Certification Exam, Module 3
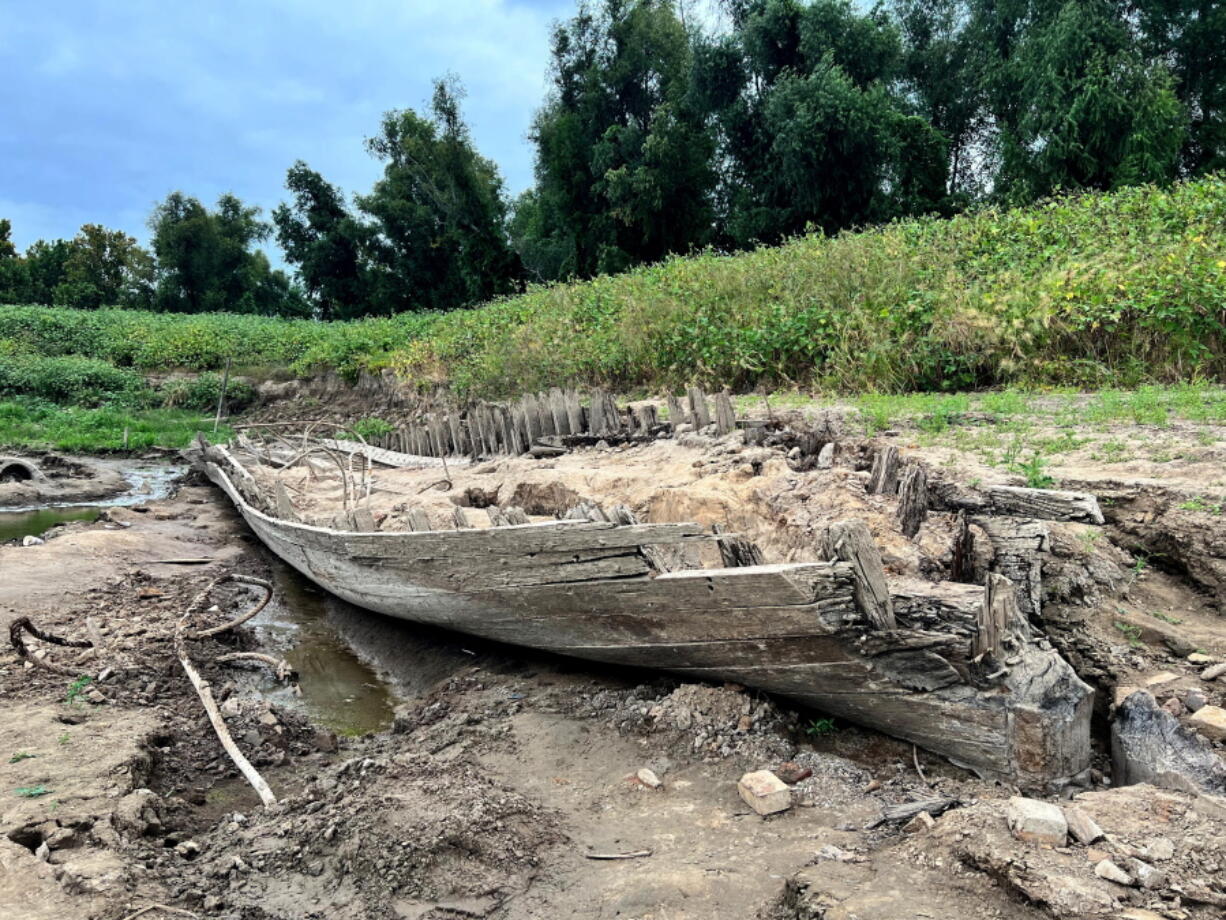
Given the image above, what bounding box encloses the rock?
[44,827,76,851]
[1184,689,1208,712]
[1006,796,1067,847]
[737,770,792,816]
[1093,859,1133,886]
[1125,858,1165,890]
[1113,685,1141,708]
[1161,696,1185,718]
[1187,653,1219,665]
[635,768,662,789]
[1140,837,1174,861]
[203,895,224,911]
[1144,671,1180,687]
[901,811,935,834]
[85,689,106,705]
[21,535,44,547]
[1117,910,1167,920]
[175,840,200,859]
[1062,805,1103,845]
[1202,662,1226,682]
[774,761,812,784]
[313,730,339,753]
[1187,705,1226,742]
[814,844,865,863]
[1111,690,1226,794]
[111,789,162,838]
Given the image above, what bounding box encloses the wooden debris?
[949,511,973,583]
[666,395,687,430]
[867,446,900,494]
[821,520,895,630]
[714,391,736,435]
[866,797,963,829]
[487,507,512,527]
[405,508,433,532]
[687,386,712,430]
[975,573,1025,659]
[975,517,1047,619]
[897,464,928,538]
[932,481,1104,524]
[816,442,835,469]
[452,506,472,529]
[504,506,530,525]
[714,524,766,568]
[584,849,653,860]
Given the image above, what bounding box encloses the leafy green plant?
[57,733,70,745]
[1114,621,1144,649]
[1178,496,1223,514]
[1015,453,1055,489]
[804,717,837,737]
[64,675,92,704]
[349,417,395,441]
[14,785,52,798]
[8,752,36,764]
[1148,610,1182,625]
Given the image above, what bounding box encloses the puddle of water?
[0,463,185,543]
[250,560,493,737]
[252,565,400,736]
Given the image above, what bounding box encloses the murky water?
[250,561,485,736]
[0,462,185,543]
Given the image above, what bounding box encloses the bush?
[159,373,256,412]
[0,354,150,407]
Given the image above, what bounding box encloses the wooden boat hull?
[200,449,1092,788]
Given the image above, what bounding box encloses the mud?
[1,413,1225,919]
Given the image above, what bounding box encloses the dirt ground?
[2,405,1226,919]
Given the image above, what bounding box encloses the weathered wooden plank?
[632,404,657,433]
[821,520,894,630]
[534,392,556,437]
[448,414,467,457]
[867,446,900,494]
[687,386,711,429]
[714,523,766,568]
[317,438,464,470]
[520,395,542,444]
[666,395,687,430]
[564,389,584,435]
[430,551,650,589]
[974,516,1047,619]
[933,482,1104,524]
[349,508,377,532]
[898,464,928,538]
[714,390,736,435]
[890,577,981,638]
[504,506,530,525]
[405,508,433,532]
[549,387,570,435]
[452,506,472,529]
[487,506,511,527]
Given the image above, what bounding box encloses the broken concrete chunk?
[1062,805,1103,845]
[635,768,662,789]
[738,770,791,816]
[1006,796,1067,847]
[1093,859,1133,886]
[1187,705,1226,742]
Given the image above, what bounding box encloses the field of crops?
[2,176,1224,411]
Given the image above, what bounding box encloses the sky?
[0,0,574,254]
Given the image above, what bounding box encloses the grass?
[8,752,36,764]
[14,785,52,798]
[0,176,1225,399]
[64,675,92,704]
[0,398,231,452]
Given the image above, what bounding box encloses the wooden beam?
[820,519,895,630]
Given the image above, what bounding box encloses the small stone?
[1125,858,1165,890]
[1093,859,1133,886]
[1201,662,1226,682]
[1141,837,1174,861]
[863,779,881,793]
[1144,671,1180,687]
[738,770,792,816]
[901,811,935,834]
[1184,689,1208,712]
[736,715,753,732]
[1187,653,1218,665]
[635,768,662,789]
[774,761,812,784]
[86,688,107,705]
[21,535,44,547]
[258,711,279,727]
[1162,697,1185,718]
[1007,796,1068,847]
[45,827,76,850]
[175,840,200,859]
[313,730,338,753]
[1187,705,1226,741]
[1063,806,1103,845]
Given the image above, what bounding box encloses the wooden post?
[713,524,766,567]
[687,386,711,430]
[820,519,895,630]
[213,356,232,434]
[487,506,511,527]
[504,507,530,525]
[867,446,900,494]
[897,465,928,538]
[452,506,472,529]
[666,395,687,431]
[565,389,584,434]
[976,573,1020,659]
[714,391,736,435]
[549,388,570,435]
[405,508,433,532]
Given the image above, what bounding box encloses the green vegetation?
[14,785,52,798]
[64,675,93,705]
[8,752,36,764]
[1,177,1224,401]
[1149,610,1183,625]
[805,717,838,736]
[348,417,396,442]
[1115,621,1145,649]
[0,400,230,452]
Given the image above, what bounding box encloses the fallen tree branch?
[215,651,296,681]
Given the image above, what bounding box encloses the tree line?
[3,0,1222,318]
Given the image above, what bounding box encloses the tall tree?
[273,162,375,319]
[52,224,155,309]
[357,78,522,312]
[23,239,72,305]
[149,192,306,316]
[528,0,716,279]
[0,220,29,303]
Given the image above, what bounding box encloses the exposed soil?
[2,410,1225,919]
[0,452,135,509]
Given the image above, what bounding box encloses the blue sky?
[0,0,574,253]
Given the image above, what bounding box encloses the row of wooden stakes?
[365,385,741,460]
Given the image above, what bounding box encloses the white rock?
[1007,796,1067,847]
[737,770,791,816]
[635,768,662,789]
[1093,859,1133,886]
[1062,806,1103,845]
[1126,858,1165,890]
[1187,705,1226,742]
[1141,837,1174,861]
[1201,662,1226,682]
[21,535,44,547]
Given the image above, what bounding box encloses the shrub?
[0,354,150,407]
